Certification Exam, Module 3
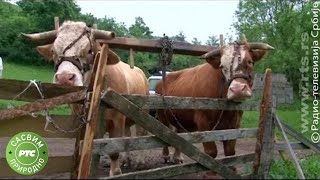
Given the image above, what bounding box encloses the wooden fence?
[0,20,319,178]
[1,68,318,179]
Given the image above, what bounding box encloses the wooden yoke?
[77,44,109,179]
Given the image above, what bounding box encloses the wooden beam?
[279,118,320,153]
[253,68,275,178]
[99,37,215,56]
[102,94,260,111]
[54,16,59,30]
[0,115,78,138]
[0,90,86,121]
[77,45,108,179]
[274,114,305,179]
[99,153,255,179]
[104,90,241,179]
[92,128,257,155]
[0,79,85,102]
[89,106,107,178]
[274,142,309,151]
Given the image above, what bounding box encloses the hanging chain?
[159,34,173,66]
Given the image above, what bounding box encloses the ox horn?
[92,29,115,40]
[21,30,57,43]
[200,48,221,59]
[248,42,275,50]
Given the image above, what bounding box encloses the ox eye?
[219,65,223,69]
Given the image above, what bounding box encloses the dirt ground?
[1,136,315,179]
[0,137,258,179]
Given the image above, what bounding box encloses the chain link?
[159,34,173,66]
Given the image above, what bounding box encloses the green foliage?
[270,155,320,179]
[233,0,313,92]
[17,0,81,31]
[206,34,219,47]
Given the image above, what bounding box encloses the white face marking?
[220,45,246,82]
[51,21,94,86]
[53,21,91,58]
[53,61,83,86]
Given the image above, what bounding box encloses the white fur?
[53,61,83,86]
[52,21,93,86]
[220,45,245,81]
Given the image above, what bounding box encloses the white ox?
[23,21,149,176]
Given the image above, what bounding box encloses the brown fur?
[155,44,269,173]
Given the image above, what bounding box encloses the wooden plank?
[274,114,305,179]
[275,142,309,151]
[89,106,107,178]
[0,79,85,102]
[253,68,275,178]
[279,118,320,154]
[0,115,79,138]
[102,94,260,111]
[92,128,257,155]
[78,45,108,179]
[104,90,241,179]
[54,16,59,30]
[99,37,215,56]
[0,156,73,177]
[0,90,86,121]
[100,153,255,179]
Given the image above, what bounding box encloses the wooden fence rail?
[91,128,258,155]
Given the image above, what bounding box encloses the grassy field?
[0,62,319,179]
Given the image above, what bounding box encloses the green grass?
[0,62,70,115]
[1,62,319,178]
[270,155,320,179]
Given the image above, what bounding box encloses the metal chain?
[7,80,87,134]
[159,34,173,66]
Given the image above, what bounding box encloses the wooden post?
[54,16,59,30]
[219,34,224,47]
[252,68,275,179]
[129,48,134,69]
[77,44,109,179]
[89,105,106,178]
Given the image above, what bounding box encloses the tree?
[232,0,313,92]
[128,17,153,38]
[17,0,82,31]
[191,37,202,45]
[172,31,187,42]
[206,35,219,47]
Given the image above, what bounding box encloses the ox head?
[201,35,274,102]
[22,21,116,86]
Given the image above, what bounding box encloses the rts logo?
[18,150,36,157]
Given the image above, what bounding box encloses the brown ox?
[23,21,149,176]
[155,37,274,173]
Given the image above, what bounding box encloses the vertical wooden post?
[129,48,134,69]
[253,68,275,179]
[89,105,106,178]
[87,22,106,178]
[219,34,224,47]
[77,44,109,179]
[54,16,59,30]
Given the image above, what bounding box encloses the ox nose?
[55,72,76,85]
[227,81,252,101]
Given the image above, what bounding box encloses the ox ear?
[107,49,120,65]
[36,44,54,61]
[250,49,268,62]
